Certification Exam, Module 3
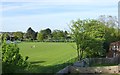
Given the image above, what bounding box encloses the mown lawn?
[18,42,77,73]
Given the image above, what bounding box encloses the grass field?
[18,42,77,73]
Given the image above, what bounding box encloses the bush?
[2,40,30,73]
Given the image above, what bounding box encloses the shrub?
[2,40,30,73]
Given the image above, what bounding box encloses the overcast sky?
[0,0,119,32]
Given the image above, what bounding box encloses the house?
[1,32,16,41]
[106,41,120,58]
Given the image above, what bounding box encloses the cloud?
[1,0,119,5]
[1,0,119,12]
[2,7,117,32]
[1,0,119,14]
[1,1,118,17]
[1,0,119,32]
[1,0,119,3]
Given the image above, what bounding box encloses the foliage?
[52,30,65,40]
[98,15,120,42]
[13,31,24,41]
[45,28,52,36]
[2,40,30,73]
[38,28,52,40]
[25,27,37,40]
[37,32,44,41]
[37,28,70,42]
[70,19,106,60]
[0,34,2,45]
[104,27,120,42]
[1,33,10,42]
[98,15,118,28]
[1,28,72,42]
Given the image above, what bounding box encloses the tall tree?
[64,31,68,39]
[45,28,52,39]
[25,27,36,40]
[70,19,106,60]
[98,15,120,42]
[46,28,52,35]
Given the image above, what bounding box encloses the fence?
[57,56,120,74]
[88,56,120,66]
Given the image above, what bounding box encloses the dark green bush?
[2,40,30,73]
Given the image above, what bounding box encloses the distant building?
[106,41,120,58]
[1,32,15,41]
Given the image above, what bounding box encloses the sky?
[0,0,119,32]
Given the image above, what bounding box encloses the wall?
[69,66,120,74]
[57,56,120,74]
[86,56,120,66]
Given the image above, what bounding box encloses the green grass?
[18,42,77,73]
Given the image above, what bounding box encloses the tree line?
[1,27,72,42]
[1,15,120,43]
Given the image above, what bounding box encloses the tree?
[46,28,52,36]
[44,28,52,39]
[70,19,106,60]
[25,27,36,40]
[64,31,68,39]
[37,28,52,41]
[52,30,65,41]
[0,33,2,44]
[98,15,120,42]
[37,32,44,41]
[98,15,118,28]
[1,33,10,42]
[13,32,23,41]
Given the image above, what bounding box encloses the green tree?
[52,30,65,41]
[46,28,52,36]
[13,32,23,41]
[37,28,51,40]
[70,19,106,60]
[0,33,2,45]
[98,15,120,42]
[41,28,52,39]
[1,33,10,42]
[64,31,68,39]
[25,27,36,40]
[37,32,44,41]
